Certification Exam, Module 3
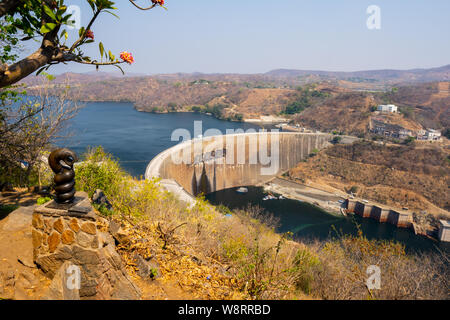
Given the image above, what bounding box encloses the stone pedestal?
[32,192,141,300]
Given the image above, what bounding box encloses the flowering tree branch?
[0,0,165,88]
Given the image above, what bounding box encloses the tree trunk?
[0,0,24,18]
[0,1,62,88]
[0,48,50,87]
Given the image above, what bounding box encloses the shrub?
[288,249,320,294]
[75,146,127,198]
[37,196,52,205]
[349,186,358,194]
[310,231,449,300]
[403,136,416,145]
[331,136,342,144]
[444,128,450,139]
[190,105,204,113]
[167,102,178,111]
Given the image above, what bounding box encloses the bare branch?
[74,60,126,66]
[128,0,157,11]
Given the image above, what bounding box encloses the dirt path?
[0,202,52,299]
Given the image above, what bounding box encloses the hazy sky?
[24,0,450,75]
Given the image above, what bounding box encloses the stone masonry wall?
[32,192,141,300]
[32,213,100,264]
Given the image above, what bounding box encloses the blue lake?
[64,102,262,177]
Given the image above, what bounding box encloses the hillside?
[292,91,377,135]
[291,91,426,136]
[24,75,301,120]
[2,148,447,300]
[22,69,449,132]
[388,82,450,129]
[291,81,449,135]
[24,64,449,88]
[288,141,450,215]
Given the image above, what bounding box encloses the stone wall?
[32,211,100,264]
[32,192,141,300]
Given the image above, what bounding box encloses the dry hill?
[288,141,450,215]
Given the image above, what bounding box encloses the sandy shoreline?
[262,177,348,216]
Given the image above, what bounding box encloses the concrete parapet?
[438,220,450,242]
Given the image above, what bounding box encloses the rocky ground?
[0,201,52,299]
[0,190,243,300]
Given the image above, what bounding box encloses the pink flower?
[120,51,134,64]
[85,30,94,40]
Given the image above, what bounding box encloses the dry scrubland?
[289,141,450,216]
[70,147,448,300]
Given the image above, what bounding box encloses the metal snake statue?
[48,148,78,204]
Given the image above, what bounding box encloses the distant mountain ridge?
[265,64,450,84]
[24,64,450,86]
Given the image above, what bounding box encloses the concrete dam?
[145,132,348,203]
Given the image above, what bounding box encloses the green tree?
[167,102,178,111]
[0,0,166,88]
[331,136,342,144]
[403,136,416,145]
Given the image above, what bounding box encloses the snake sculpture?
[48,148,78,203]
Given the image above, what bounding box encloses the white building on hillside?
[425,129,442,141]
[377,104,398,113]
[417,128,442,141]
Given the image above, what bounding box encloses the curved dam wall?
[145,132,335,202]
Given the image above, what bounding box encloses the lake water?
[65,102,447,254]
[65,102,262,177]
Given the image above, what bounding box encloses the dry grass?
[78,148,449,300]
